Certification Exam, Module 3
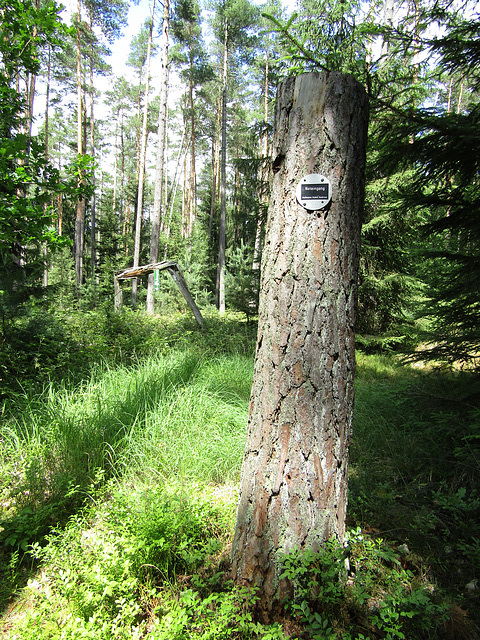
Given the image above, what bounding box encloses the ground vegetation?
[1,311,479,639]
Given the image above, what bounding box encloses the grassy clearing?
[0,350,251,539]
[1,311,479,639]
[120,354,252,484]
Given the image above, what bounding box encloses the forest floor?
[0,308,479,639]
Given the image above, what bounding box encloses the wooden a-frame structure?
[114,261,204,329]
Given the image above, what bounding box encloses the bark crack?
[272,153,285,174]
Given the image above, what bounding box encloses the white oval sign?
[296,174,332,211]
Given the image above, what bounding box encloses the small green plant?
[149,584,285,639]
[10,481,235,639]
[279,531,449,639]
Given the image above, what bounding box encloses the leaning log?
[114,261,204,329]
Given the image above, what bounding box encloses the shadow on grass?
[349,352,480,634]
[2,312,478,635]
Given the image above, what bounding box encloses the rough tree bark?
[230,72,368,608]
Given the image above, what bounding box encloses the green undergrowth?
[0,306,257,408]
[350,352,480,638]
[1,311,479,638]
[280,534,450,640]
[0,351,251,549]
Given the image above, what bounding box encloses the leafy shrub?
[149,585,285,639]
[19,482,235,639]
[279,531,449,639]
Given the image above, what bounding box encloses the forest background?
[1,0,479,360]
[1,0,480,637]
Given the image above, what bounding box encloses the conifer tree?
[146,0,170,314]
[376,9,480,365]
[209,0,259,313]
[171,0,213,241]
[71,0,128,289]
[132,7,156,305]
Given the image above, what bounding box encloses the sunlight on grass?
[3,480,239,640]
[1,326,479,639]
[122,355,252,484]
[1,351,251,513]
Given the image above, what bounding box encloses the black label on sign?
[301,182,329,200]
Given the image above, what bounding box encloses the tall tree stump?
[230,72,369,606]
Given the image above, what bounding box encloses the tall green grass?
[2,320,479,639]
[1,351,252,525]
[0,344,253,633]
[121,354,253,484]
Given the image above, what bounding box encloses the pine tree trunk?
[25,72,36,137]
[230,72,368,608]
[252,39,270,274]
[113,118,118,221]
[216,25,228,314]
[43,45,51,288]
[89,34,97,282]
[146,0,169,314]
[189,68,196,234]
[24,0,40,137]
[182,133,188,237]
[74,1,85,290]
[216,84,227,313]
[164,129,186,258]
[44,46,51,158]
[133,0,155,305]
[208,91,222,239]
[120,111,126,233]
